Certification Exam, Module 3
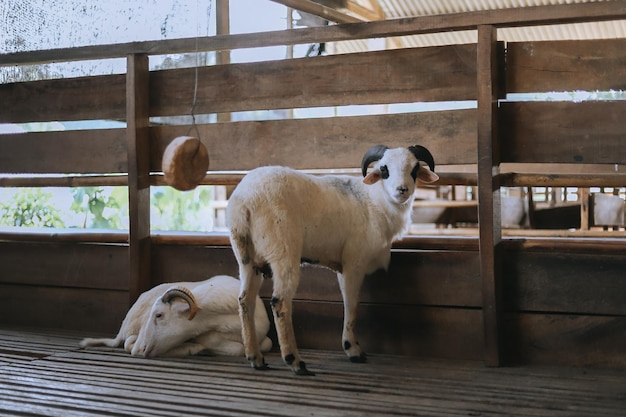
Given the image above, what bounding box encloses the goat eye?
[410,164,419,181]
[155,313,163,319]
[380,165,389,180]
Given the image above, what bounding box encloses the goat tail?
[228,206,254,266]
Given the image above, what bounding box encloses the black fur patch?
[285,353,295,365]
[239,295,248,313]
[295,361,315,376]
[254,264,273,279]
[410,163,420,181]
[253,361,270,371]
[380,165,389,179]
[343,340,352,350]
[270,296,280,306]
[349,353,367,363]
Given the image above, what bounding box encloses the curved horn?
[361,145,389,177]
[408,145,435,172]
[161,287,199,320]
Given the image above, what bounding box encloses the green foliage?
[70,187,128,229]
[0,185,214,231]
[0,188,65,228]
[151,186,213,231]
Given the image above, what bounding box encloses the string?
[187,0,212,139]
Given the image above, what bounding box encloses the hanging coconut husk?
[162,136,209,191]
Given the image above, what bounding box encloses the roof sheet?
[332,0,626,52]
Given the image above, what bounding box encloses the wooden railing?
[1,1,626,368]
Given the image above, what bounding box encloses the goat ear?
[172,300,194,319]
[363,169,382,185]
[417,164,439,184]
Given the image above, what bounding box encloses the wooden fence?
[1,2,625,369]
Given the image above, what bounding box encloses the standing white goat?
[227,144,438,375]
[80,275,272,357]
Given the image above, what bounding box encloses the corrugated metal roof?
[331,0,626,53]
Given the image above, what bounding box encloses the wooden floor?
[1,327,625,416]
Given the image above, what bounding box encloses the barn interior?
[1,1,625,415]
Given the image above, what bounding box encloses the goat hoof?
[252,359,270,370]
[252,358,270,371]
[294,361,316,376]
[249,356,269,371]
[349,353,367,363]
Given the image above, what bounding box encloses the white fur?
[80,275,272,357]
[227,146,438,374]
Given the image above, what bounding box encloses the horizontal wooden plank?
[2,102,475,177]
[0,75,126,123]
[503,251,626,316]
[291,301,484,360]
[506,39,626,93]
[0,174,129,187]
[0,129,127,174]
[6,99,625,174]
[502,172,626,188]
[0,285,126,334]
[502,236,626,254]
[500,101,626,164]
[151,245,239,283]
[270,0,362,24]
[0,231,482,252]
[9,159,626,189]
[151,110,477,171]
[504,313,626,368]
[361,251,481,307]
[151,246,481,307]
[0,229,130,243]
[2,238,625,346]
[0,170,479,188]
[1,46,475,124]
[0,241,129,290]
[2,232,624,254]
[5,169,624,190]
[1,2,625,65]
[150,45,477,116]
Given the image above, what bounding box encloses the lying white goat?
[227,144,438,375]
[80,275,272,357]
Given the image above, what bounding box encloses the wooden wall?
[1,3,625,369]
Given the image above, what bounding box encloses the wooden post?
[477,25,503,367]
[127,54,151,306]
[580,188,590,230]
[216,0,231,123]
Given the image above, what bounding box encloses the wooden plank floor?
[1,327,625,416]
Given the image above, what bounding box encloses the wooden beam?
[216,0,231,65]
[126,54,152,307]
[269,0,363,24]
[580,188,590,230]
[338,0,405,49]
[342,0,383,21]
[502,173,626,188]
[0,175,128,188]
[3,2,625,65]
[216,0,232,123]
[477,25,503,367]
